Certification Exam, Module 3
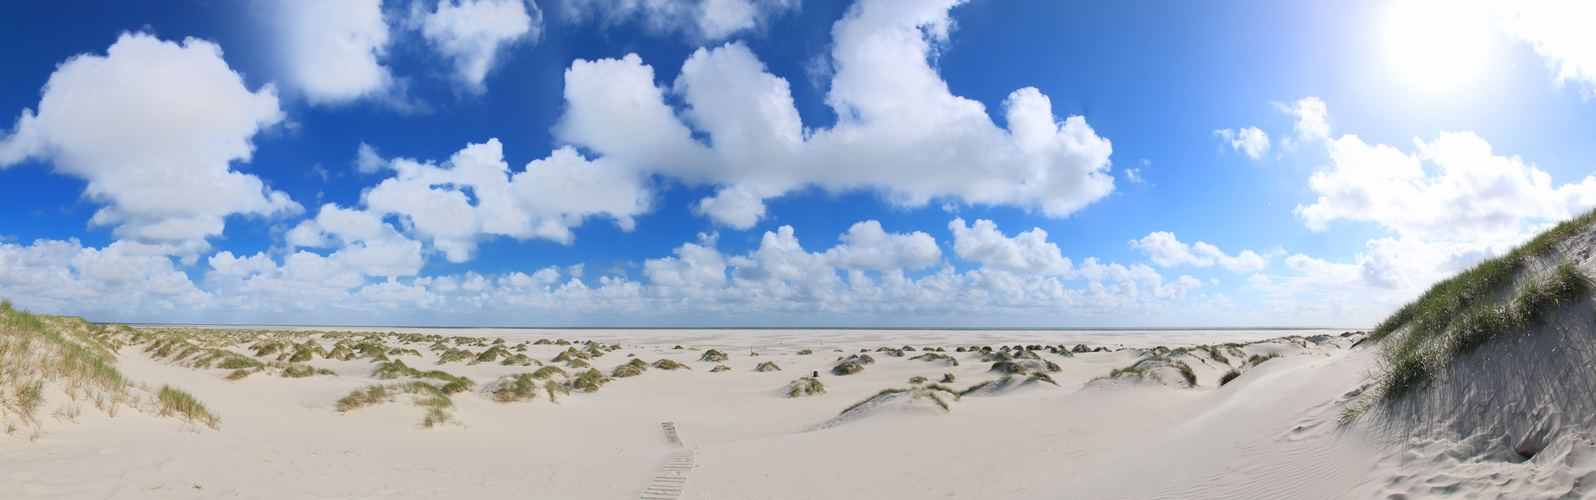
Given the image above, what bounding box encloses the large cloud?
[353,138,650,257]
[551,0,1115,229]
[563,0,799,40]
[270,0,393,104]
[1297,129,1596,242]
[948,218,1072,276]
[414,0,543,89]
[0,33,298,261]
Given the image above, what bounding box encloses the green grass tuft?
[157,385,220,429]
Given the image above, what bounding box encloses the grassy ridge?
[1365,208,1596,407]
[0,300,222,435]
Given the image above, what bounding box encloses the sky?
[2,0,1595,328]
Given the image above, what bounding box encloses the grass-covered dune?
[1359,209,1596,407]
[0,300,219,438]
[1348,209,1596,495]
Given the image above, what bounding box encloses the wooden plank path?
[641,422,694,500]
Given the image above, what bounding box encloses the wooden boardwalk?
[641,422,694,500]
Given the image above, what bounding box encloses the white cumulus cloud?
[0,33,299,261]
[550,0,1115,228]
[1215,126,1270,160]
[1296,128,1596,243]
[948,218,1072,276]
[415,0,542,90]
[271,0,394,104]
[1130,231,1269,272]
[1492,0,1596,96]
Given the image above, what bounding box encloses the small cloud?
[1124,159,1150,183]
[355,142,386,173]
[1214,127,1271,160]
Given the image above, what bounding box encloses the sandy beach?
[2,318,1389,499]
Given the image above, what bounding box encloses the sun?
[1385,0,1491,91]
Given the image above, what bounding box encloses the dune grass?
[1027,372,1059,386]
[335,381,457,428]
[755,361,781,372]
[941,373,956,383]
[566,368,610,392]
[1218,368,1242,386]
[1352,209,1596,417]
[710,365,731,372]
[0,300,160,433]
[787,377,826,397]
[840,388,908,414]
[531,365,568,380]
[909,352,959,366]
[157,385,220,429]
[652,359,691,370]
[1373,261,1592,402]
[1092,353,1198,387]
[613,358,649,378]
[336,384,394,411]
[832,360,864,375]
[488,374,540,403]
[699,349,729,362]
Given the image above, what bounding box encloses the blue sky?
[3,0,1595,327]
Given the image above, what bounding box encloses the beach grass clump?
[652,359,691,370]
[544,380,569,403]
[471,346,512,365]
[566,369,611,392]
[531,366,568,380]
[710,365,731,372]
[419,370,475,395]
[941,373,956,383]
[613,358,649,378]
[387,347,422,357]
[280,363,336,378]
[1246,353,1279,367]
[373,359,422,379]
[436,347,475,365]
[755,361,781,372]
[1093,353,1198,387]
[989,360,1029,375]
[699,349,729,362]
[797,349,813,355]
[832,360,864,375]
[787,377,826,397]
[336,384,394,411]
[908,376,928,385]
[1219,369,1242,386]
[1027,372,1060,386]
[488,374,540,403]
[1202,345,1231,365]
[157,385,220,429]
[500,353,537,366]
[909,352,959,366]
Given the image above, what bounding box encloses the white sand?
[6,324,1576,499]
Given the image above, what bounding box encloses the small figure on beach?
[813,370,819,377]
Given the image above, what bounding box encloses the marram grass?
[1353,208,1596,419]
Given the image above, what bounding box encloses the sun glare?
[1385,0,1491,91]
